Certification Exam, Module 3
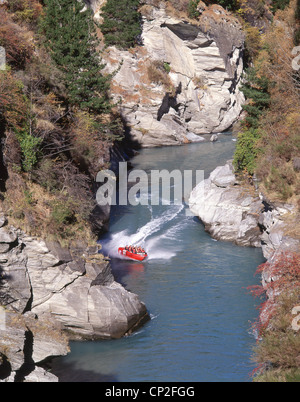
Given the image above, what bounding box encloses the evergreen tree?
[233,68,270,174]
[271,0,290,13]
[240,69,270,129]
[42,0,111,113]
[100,0,142,49]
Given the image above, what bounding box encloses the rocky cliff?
[189,161,300,371]
[103,2,245,147]
[0,210,149,382]
[189,161,263,247]
[189,161,300,255]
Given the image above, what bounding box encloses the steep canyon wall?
[101,2,245,146]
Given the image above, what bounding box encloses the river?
[52,133,265,382]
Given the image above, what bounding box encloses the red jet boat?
[118,247,148,262]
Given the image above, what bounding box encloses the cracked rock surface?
[0,219,149,382]
[104,3,245,147]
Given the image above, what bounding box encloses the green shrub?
[6,0,43,25]
[233,68,271,175]
[163,62,171,73]
[33,159,59,192]
[188,0,200,19]
[24,188,34,205]
[16,129,42,172]
[233,128,261,174]
[50,200,76,226]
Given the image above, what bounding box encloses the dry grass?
[254,367,300,382]
[252,291,300,380]
[258,168,300,209]
[163,1,240,29]
[282,210,300,240]
[147,60,174,92]
[1,176,97,248]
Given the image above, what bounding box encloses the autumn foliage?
[0,8,33,69]
[249,252,300,330]
[248,252,300,380]
[0,2,119,243]
[258,252,300,291]
[0,71,27,132]
[233,0,300,206]
[6,0,43,25]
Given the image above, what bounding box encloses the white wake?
[100,204,185,261]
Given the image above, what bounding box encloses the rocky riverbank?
[0,210,149,382]
[189,160,300,258]
[0,0,263,383]
[189,160,300,377]
[189,160,262,247]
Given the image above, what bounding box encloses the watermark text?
[0,306,6,331]
[292,306,300,331]
[292,46,300,71]
[96,162,204,212]
[0,46,5,71]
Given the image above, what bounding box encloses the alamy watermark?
[0,46,6,71]
[0,306,5,331]
[96,162,204,212]
[292,306,300,332]
[292,46,300,71]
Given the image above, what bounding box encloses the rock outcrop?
[0,310,69,382]
[0,225,148,339]
[189,161,300,255]
[258,201,300,260]
[189,161,263,247]
[0,215,149,381]
[103,2,245,147]
[188,159,300,377]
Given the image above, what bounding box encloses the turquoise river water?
[52,133,265,382]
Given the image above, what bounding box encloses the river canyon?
[51,134,265,382]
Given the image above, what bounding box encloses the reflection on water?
[52,135,265,382]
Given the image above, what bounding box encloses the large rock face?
[258,200,300,260]
[0,311,69,382]
[189,161,263,247]
[189,161,300,254]
[0,217,149,381]
[0,227,148,340]
[103,3,245,147]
